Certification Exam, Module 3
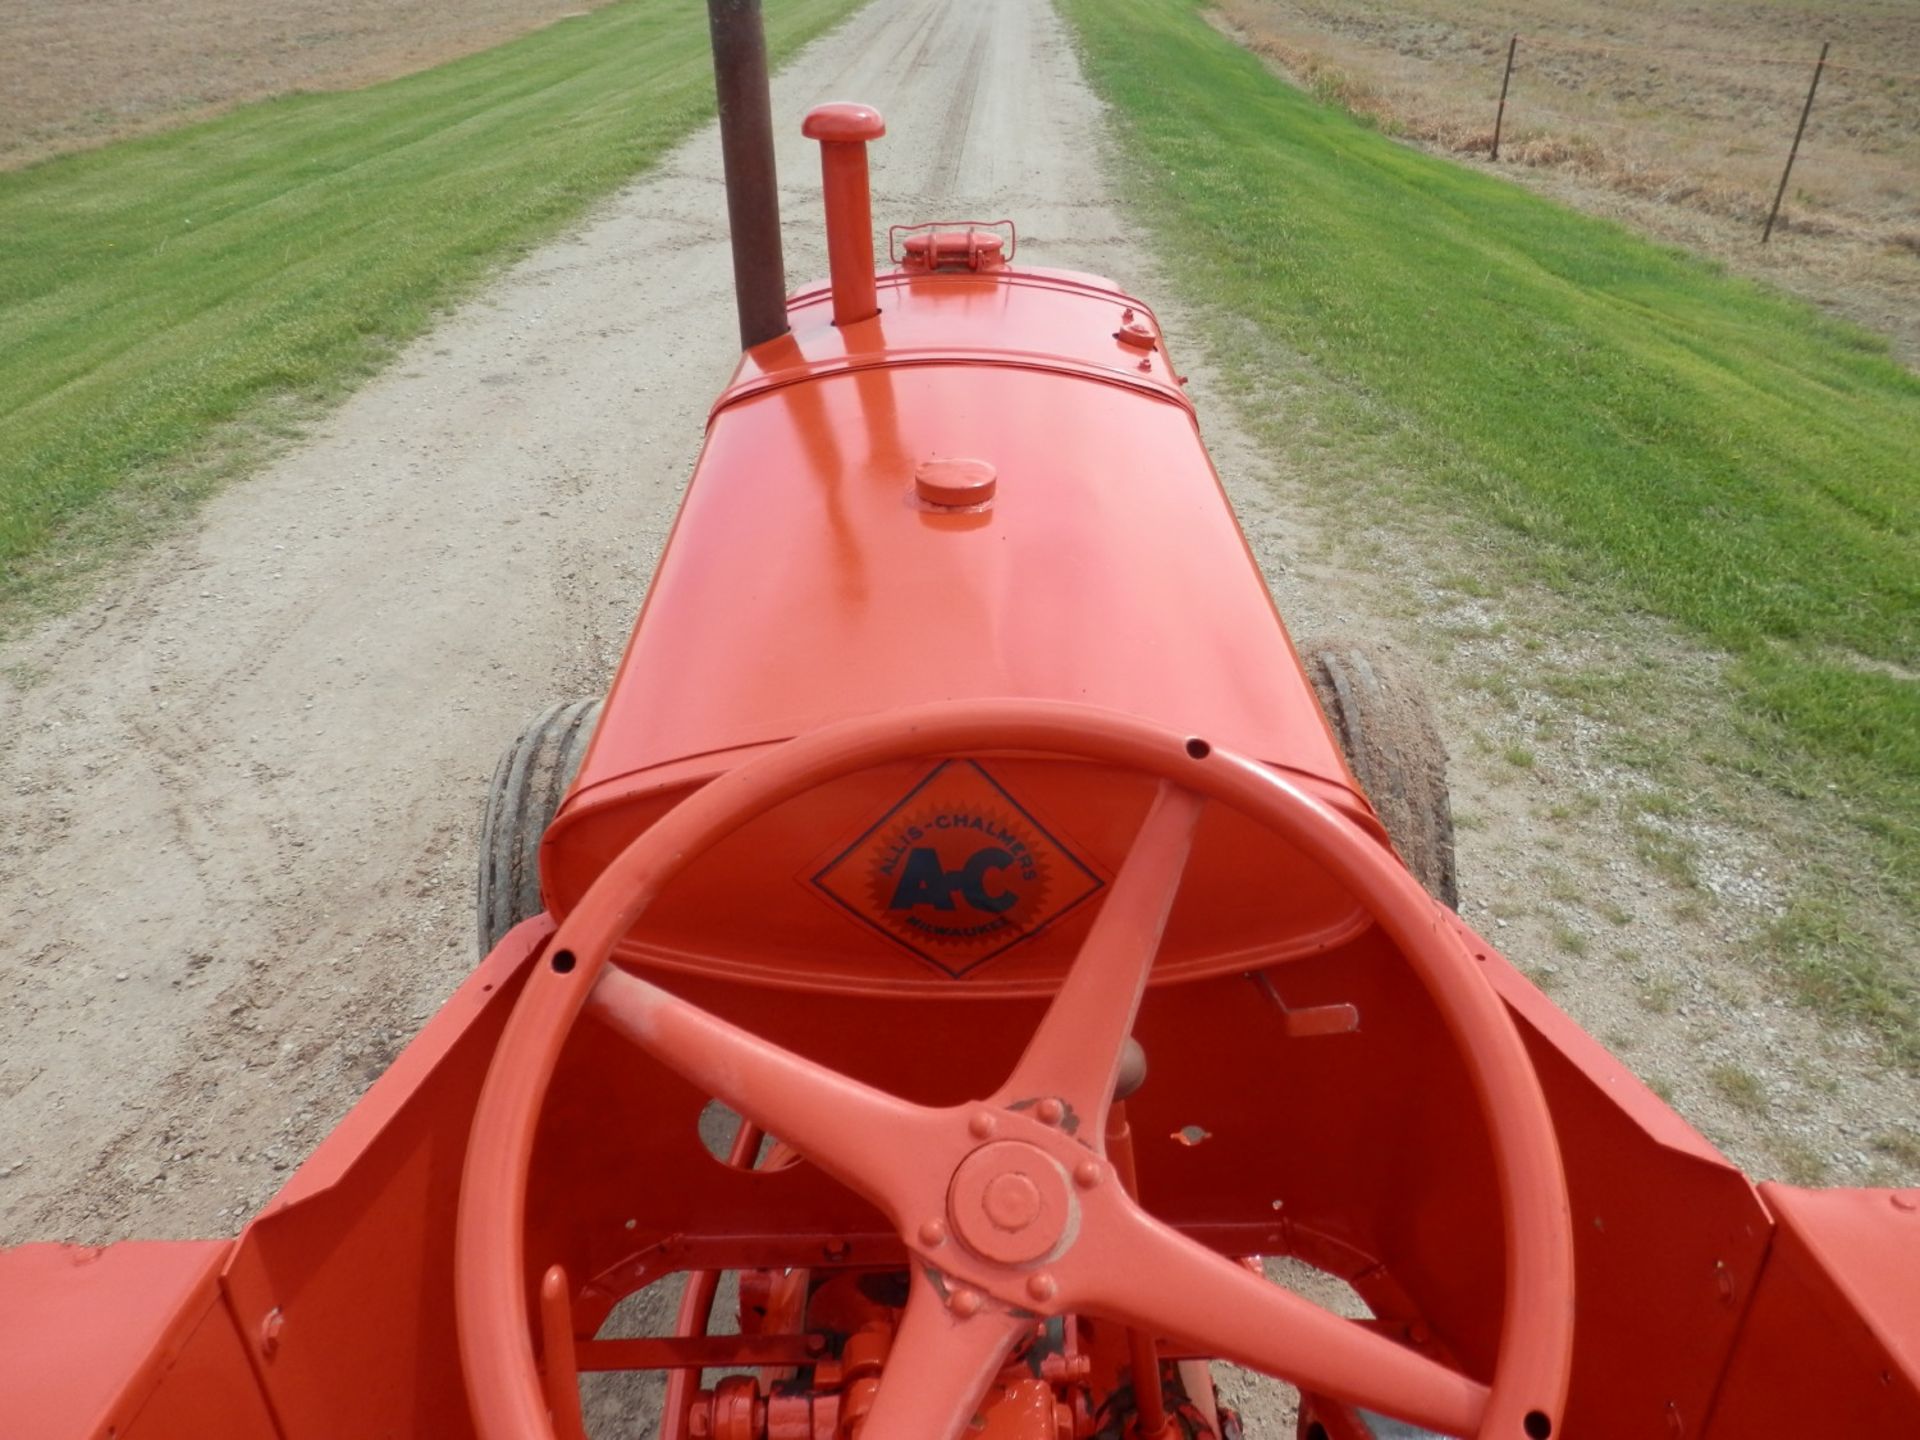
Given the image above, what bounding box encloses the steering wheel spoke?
[590,967,937,1215]
[857,1265,1031,1440]
[998,782,1204,1130]
[1068,1196,1487,1438]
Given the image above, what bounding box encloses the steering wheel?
[456,700,1573,1440]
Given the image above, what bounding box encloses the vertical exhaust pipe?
[707,0,788,350]
[802,103,886,328]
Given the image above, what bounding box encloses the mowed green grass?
[0,0,862,607]
[1061,0,1920,1045]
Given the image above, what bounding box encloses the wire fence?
[1482,35,1918,241]
[1510,33,1920,83]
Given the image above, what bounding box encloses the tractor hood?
[538,262,1376,992]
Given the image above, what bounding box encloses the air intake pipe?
[802,103,886,328]
[707,0,788,350]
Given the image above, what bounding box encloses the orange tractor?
[5,5,1916,1438]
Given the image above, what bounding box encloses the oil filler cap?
[914,457,997,508]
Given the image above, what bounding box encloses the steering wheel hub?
[949,1139,1073,1265]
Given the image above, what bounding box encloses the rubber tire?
[476,699,602,955]
[1303,641,1460,909]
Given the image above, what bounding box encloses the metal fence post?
[1763,40,1830,243]
[1492,35,1518,160]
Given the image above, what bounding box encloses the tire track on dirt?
[930,18,994,200]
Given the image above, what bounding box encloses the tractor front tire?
[476,698,602,955]
[1303,641,1460,910]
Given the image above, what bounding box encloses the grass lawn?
[0,0,862,615]
[1059,0,1920,1056]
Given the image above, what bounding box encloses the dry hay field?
[1217,0,1920,364]
[0,0,616,169]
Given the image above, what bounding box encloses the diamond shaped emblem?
[812,761,1105,977]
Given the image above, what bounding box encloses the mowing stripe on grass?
[1060,0,1919,1044]
[0,0,863,605]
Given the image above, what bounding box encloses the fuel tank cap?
[914,457,997,508]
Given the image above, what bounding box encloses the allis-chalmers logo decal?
[812,761,1105,977]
